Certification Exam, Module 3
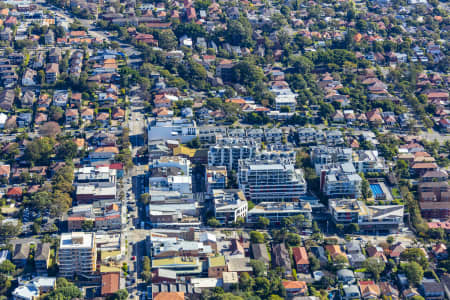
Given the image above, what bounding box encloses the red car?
[131,256,136,261]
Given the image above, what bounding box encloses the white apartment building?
[213,189,248,225]
[208,138,259,170]
[238,158,307,203]
[274,94,297,112]
[58,232,96,278]
[148,118,197,143]
[353,150,389,174]
[320,163,362,199]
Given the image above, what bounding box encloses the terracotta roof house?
[432,243,448,260]
[292,247,309,273]
[389,243,406,259]
[112,107,125,120]
[7,187,22,200]
[379,282,399,300]
[402,288,420,299]
[325,245,344,260]
[359,281,381,299]
[0,164,10,178]
[366,246,387,262]
[154,292,185,300]
[282,281,307,297]
[101,273,120,296]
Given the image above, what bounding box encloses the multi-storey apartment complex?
[353,150,388,174]
[320,163,362,199]
[58,232,96,278]
[205,166,227,195]
[238,158,307,203]
[298,127,325,145]
[213,189,248,225]
[311,146,353,170]
[208,138,259,170]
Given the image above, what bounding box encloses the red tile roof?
[101,272,120,296]
[292,247,309,265]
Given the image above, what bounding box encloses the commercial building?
[58,232,97,278]
[148,118,197,143]
[329,199,404,234]
[238,158,307,203]
[213,189,248,225]
[75,182,116,204]
[75,166,116,185]
[150,156,191,176]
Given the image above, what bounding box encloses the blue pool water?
[370,184,383,196]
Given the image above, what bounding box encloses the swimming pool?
[370,184,384,197]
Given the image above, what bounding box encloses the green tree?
[286,233,301,247]
[207,218,221,227]
[363,257,385,281]
[404,262,424,286]
[157,30,177,50]
[361,177,372,200]
[44,278,82,299]
[81,220,94,231]
[24,137,55,164]
[258,216,270,229]
[334,254,348,267]
[239,272,254,291]
[319,102,335,119]
[107,289,128,300]
[250,231,266,244]
[139,193,149,205]
[141,256,152,282]
[254,277,271,298]
[56,139,78,160]
[0,260,15,275]
[250,259,266,277]
[400,248,429,269]
[347,223,360,234]
[49,106,64,122]
[231,60,264,87]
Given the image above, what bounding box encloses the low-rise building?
[148,118,197,143]
[247,201,312,226]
